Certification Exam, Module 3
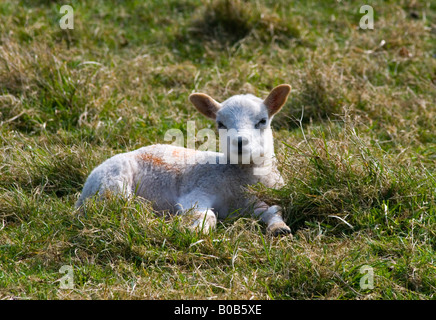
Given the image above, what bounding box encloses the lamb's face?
[215,95,273,164]
[189,84,291,165]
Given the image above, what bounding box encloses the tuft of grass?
[285,64,347,126]
[189,0,300,44]
[271,126,435,234]
[1,0,435,300]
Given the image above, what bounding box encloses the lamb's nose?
[237,136,248,154]
[238,137,243,150]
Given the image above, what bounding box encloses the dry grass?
[0,0,435,300]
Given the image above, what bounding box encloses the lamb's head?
[189,84,291,164]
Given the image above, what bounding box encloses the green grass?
[1,0,436,299]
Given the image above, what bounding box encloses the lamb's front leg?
[253,201,291,236]
[188,209,217,233]
[175,193,217,234]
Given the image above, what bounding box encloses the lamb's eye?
[217,121,227,129]
[255,118,267,128]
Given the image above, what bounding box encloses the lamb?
[75,84,292,236]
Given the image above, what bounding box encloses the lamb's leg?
[253,201,291,236]
[175,193,217,234]
[188,209,217,233]
[76,177,133,209]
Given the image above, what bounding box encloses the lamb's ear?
[189,93,221,120]
[263,84,291,117]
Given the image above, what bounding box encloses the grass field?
[0,0,435,300]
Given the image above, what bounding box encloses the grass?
[0,0,435,299]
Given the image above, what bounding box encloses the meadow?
[0,0,435,299]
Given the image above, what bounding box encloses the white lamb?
[76,84,292,236]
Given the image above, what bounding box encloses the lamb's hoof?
[188,210,217,234]
[268,223,292,237]
[188,219,215,234]
[189,222,211,234]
